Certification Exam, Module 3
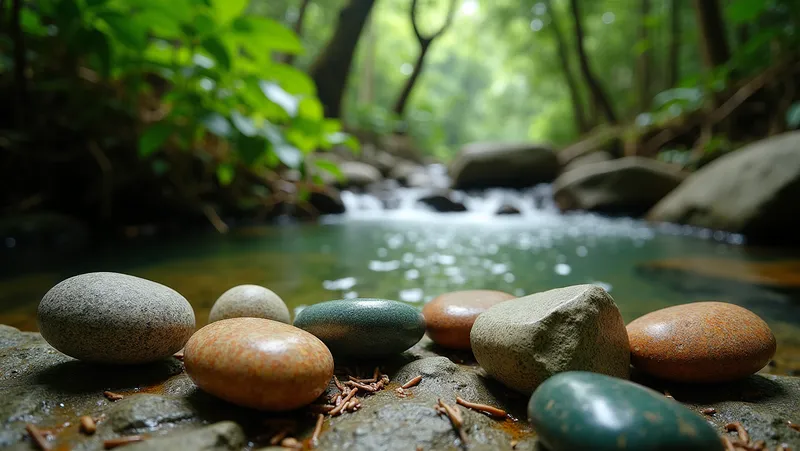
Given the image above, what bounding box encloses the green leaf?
[233,17,304,55]
[216,163,235,186]
[787,103,800,130]
[231,111,259,137]
[203,113,232,137]
[201,37,231,71]
[727,0,766,24]
[210,0,248,25]
[260,81,299,116]
[21,9,48,36]
[236,135,268,166]
[139,122,173,157]
[314,158,344,182]
[100,13,148,50]
[274,144,303,169]
[86,29,112,78]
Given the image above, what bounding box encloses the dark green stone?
[528,371,723,451]
[293,299,426,358]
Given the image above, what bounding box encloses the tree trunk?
[692,0,730,69]
[569,0,617,124]
[357,15,376,105]
[11,0,26,126]
[391,0,457,118]
[637,0,652,111]
[309,0,376,118]
[284,0,312,66]
[667,0,681,87]
[393,43,430,116]
[544,0,587,133]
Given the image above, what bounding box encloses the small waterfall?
[339,164,560,219]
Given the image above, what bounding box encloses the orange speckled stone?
[422,290,516,350]
[627,302,776,383]
[184,317,333,411]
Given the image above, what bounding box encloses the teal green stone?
[528,372,723,451]
[293,299,426,358]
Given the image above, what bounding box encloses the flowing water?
[2,166,800,374]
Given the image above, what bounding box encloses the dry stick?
[25,424,51,451]
[721,436,737,451]
[788,421,800,432]
[330,388,358,416]
[437,399,467,444]
[345,380,377,392]
[402,376,423,389]
[310,414,324,448]
[79,415,97,435]
[333,376,345,393]
[104,436,146,449]
[455,397,507,418]
[701,407,717,415]
[103,391,124,401]
[269,427,291,446]
[726,422,750,444]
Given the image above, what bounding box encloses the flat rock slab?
[1,325,799,450]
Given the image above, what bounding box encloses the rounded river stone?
[471,284,630,394]
[422,290,515,350]
[627,301,776,383]
[293,298,426,357]
[37,272,195,364]
[208,284,290,324]
[528,371,723,451]
[184,317,334,411]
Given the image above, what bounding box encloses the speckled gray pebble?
[293,298,426,357]
[37,272,195,364]
[208,284,290,324]
[470,284,630,394]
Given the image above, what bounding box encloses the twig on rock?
[103,391,124,401]
[402,376,423,389]
[79,416,97,435]
[25,424,51,451]
[701,407,716,415]
[455,397,507,418]
[333,376,345,393]
[721,436,736,451]
[726,422,750,444]
[788,421,800,432]
[344,380,377,392]
[269,427,292,446]
[330,388,358,416]
[310,414,324,448]
[436,399,467,445]
[104,435,146,449]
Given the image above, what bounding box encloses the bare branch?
[410,0,458,44]
[410,0,423,44]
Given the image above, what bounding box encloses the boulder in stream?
[553,156,685,215]
[648,131,800,244]
[449,142,559,189]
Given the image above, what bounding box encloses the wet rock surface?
[1,325,799,450]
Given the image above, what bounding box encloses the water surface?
[2,205,799,374]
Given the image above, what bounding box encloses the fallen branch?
[726,422,749,444]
